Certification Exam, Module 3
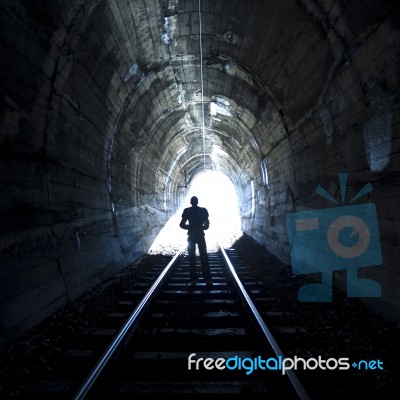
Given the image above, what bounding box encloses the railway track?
[26,247,310,399]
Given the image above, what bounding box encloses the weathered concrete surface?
[0,0,399,344]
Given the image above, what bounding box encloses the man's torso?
[182,206,208,236]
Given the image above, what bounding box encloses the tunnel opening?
[149,170,242,255]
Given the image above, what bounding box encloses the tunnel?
[1,0,399,355]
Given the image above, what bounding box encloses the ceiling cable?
[198,0,206,169]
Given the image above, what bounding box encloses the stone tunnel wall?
[1,0,399,345]
[242,6,400,320]
[0,1,169,345]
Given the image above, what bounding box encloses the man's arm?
[180,210,189,230]
[180,217,189,230]
[202,209,210,230]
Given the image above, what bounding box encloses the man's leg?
[187,238,197,281]
[197,236,211,281]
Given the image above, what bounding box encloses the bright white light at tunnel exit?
[148,171,242,255]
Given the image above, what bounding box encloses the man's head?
[190,196,199,206]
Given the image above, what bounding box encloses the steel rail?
[218,245,310,400]
[72,247,185,400]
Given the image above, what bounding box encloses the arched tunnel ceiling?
[72,0,342,203]
[1,0,398,224]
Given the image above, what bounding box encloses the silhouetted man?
[179,196,212,286]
